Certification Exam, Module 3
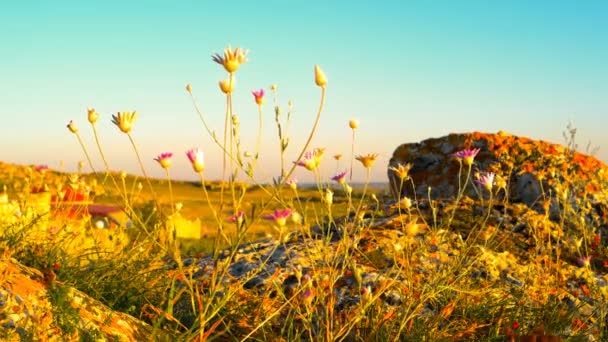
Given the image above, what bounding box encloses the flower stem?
[74,132,97,174]
[127,133,158,203]
[282,87,326,185]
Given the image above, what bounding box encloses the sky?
[1,1,607,183]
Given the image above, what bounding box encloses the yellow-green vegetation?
[1,46,607,341]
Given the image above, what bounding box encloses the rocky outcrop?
[388,131,608,219]
[0,255,173,341]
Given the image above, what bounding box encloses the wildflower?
[399,196,412,209]
[212,45,248,73]
[252,88,265,105]
[332,170,348,184]
[270,84,277,91]
[120,171,127,179]
[334,154,342,161]
[87,108,99,124]
[452,148,480,166]
[228,211,245,225]
[314,64,327,87]
[111,111,137,133]
[295,148,324,171]
[389,163,413,181]
[175,202,183,212]
[356,153,379,169]
[35,165,49,173]
[219,78,234,94]
[578,256,592,268]
[53,262,60,270]
[494,174,507,190]
[475,172,495,192]
[361,286,372,305]
[291,211,303,225]
[295,151,317,171]
[345,184,353,195]
[324,188,334,206]
[314,148,325,163]
[186,148,205,173]
[512,321,519,330]
[286,178,298,190]
[66,120,78,133]
[185,84,192,93]
[78,161,85,171]
[301,288,314,304]
[264,208,293,227]
[154,152,173,169]
[349,119,359,129]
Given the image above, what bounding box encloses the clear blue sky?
[1,1,607,182]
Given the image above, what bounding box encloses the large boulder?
[388,131,608,219]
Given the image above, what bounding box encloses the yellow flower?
[314,64,327,87]
[399,196,412,209]
[389,163,413,181]
[356,153,379,169]
[185,84,192,93]
[324,188,334,206]
[87,108,99,124]
[313,148,325,167]
[66,120,78,133]
[349,119,359,129]
[270,84,278,91]
[219,78,234,94]
[111,111,137,133]
[212,46,248,73]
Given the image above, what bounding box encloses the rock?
[0,255,173,341]
[388,131,608,219]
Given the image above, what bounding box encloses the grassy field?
[1,48,607,340]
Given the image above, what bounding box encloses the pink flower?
[35,165,49,173]
[154,152,173,170]
[286,178,298,190]
[228,211,245,224]
[301,288,314,303]
[294,148,324,171]
[186,148,205,173]
[452,148,480,166]
[252,88,265,105]
[578,255,592,268]
[332,170,348,184]
[264,208,293,226]
[475,172,495,191]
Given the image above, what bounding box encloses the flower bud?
[67,120,78,133]
[314,64,327,87]
[87,108,99,124]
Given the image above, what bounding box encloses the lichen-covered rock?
[0,254,173,341]
[388,131,608,219]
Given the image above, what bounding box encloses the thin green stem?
[126,133,158,203]
[73,132,97,174]
[350,129,355,181]
[281,87,326,186]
